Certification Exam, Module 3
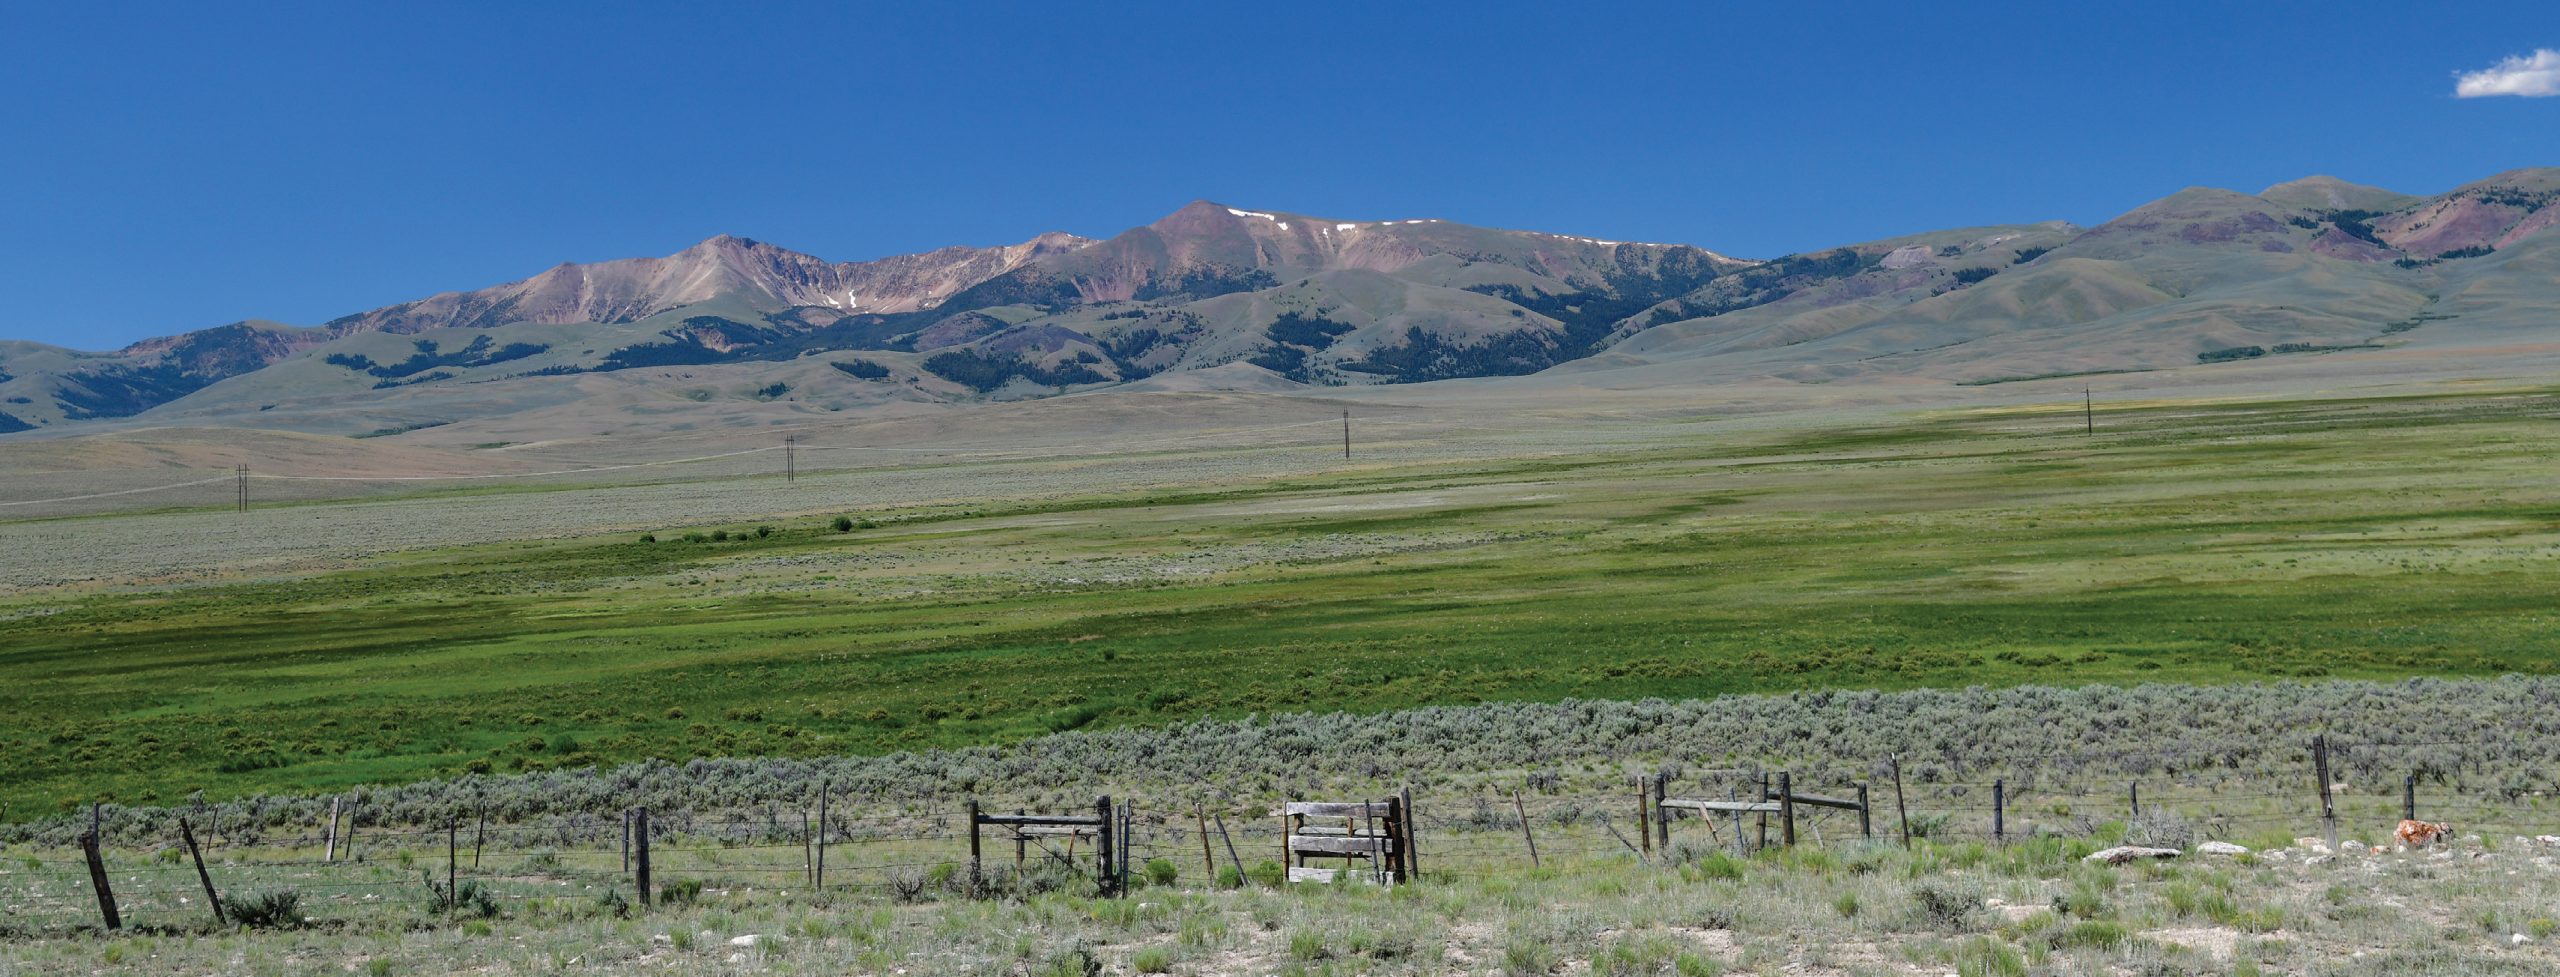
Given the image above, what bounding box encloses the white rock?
[2085,846,2181,865]
[2514,933,2532,945]
[2198,842,2250,856]
[729,934,763,947]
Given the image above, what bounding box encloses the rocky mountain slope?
[1,168,2553,437]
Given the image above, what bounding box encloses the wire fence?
[8,735,2556,936]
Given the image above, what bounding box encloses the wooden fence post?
[180,817,225,928]
[2131,781,2141,820]
[2313,735,2338,850]
[1095,796,1116,896]
[621,810,632,874]
[472,803,486,870]
[1756,773,1771,851]
[1513,790,1540,867]
[634,807,652,908]
[815,784,829,892]
[2404,774,2417,822]
[1401,788,1420,881]
[80,829,120,931]
[1193,803,1214,879]
[1778,772,1797,847]
[1636,778,1652,859]
[1890,755,1912,850]
[1992,779,2006,843]
[1857,783,1872,840]
[969,800,985,894]
[324,796,341,861]
[1652,774,1670,852]
[344,795,361,862]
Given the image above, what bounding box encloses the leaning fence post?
[1513,790,1540,867]
[1728,786,1745,856]
[325,795,341,861]
[80,829,121,931]
[1992,779,2006,843]
[181,817,225,928]
[1890,755,1912,850]
[634,807,652,908]
[815,784,829,892]
[1193,802,1214,880]
[1214,813,1243,880]
[1778,772,1797,847]
[472,803,486,870]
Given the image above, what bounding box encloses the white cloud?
[2455,48,2560,98]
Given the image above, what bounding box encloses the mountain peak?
[2258,175,2415,212]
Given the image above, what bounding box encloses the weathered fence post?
[472,803,486,870]
[325,795,341,861]
[1385,795,1409,883]
[2313,735,2338,851]
[634,807,652,908]
[80,829,121,931]
[1513,790,1540,867]
[1778,772,1797,847]
[181,817,225,928]
[1756,774,1771,851]
[1651,774,1670,852]
[2131,781,2141,820]
[1095,796,1116,896]
[344,794,361,862]
[1401,788,1421,881]
[1636,778,1652,859]
[1193,802,1214,879]
[1857,783,1872,840]
[969,800,985,894]
[621,810,632,874]
[1118,800,1134,895]
[1992,779,2006,843]
[1890,755,1912,850]
[815,784,829,892]
[2404,774,2417,822]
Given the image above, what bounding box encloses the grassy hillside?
[5,386,2560,817]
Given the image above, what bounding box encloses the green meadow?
[5,387,2559,818]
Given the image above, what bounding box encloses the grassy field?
[5,387,2559,818]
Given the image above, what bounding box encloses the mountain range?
[2,168,2555,438]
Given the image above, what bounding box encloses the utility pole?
[1342,411,1351,459]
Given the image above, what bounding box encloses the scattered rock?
[730,934,762,947]
[2197,841,2250,856]
[2086,846,2181,865]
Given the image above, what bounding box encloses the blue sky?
[3,1,2554,350]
